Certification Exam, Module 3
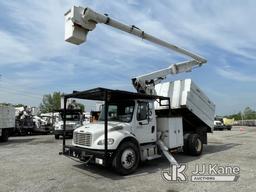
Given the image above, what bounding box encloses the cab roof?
[64,87,169,102]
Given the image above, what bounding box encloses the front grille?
[74,132,92,146]
[62,124,74,130]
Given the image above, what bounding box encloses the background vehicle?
[0,105,15,142]
[214,116,233,130]
[14,106,38,135]
[38,113,59,133]
[54,109,82,139]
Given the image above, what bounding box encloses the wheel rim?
[195,138,202,152]
[121,148,136,169]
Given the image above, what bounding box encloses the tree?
[226,112,242,120]
[39,92,85,113]
[76,103,85,112]
[226,106,256,120]
[0,103,25,107]
[13,104,26,107]
[243,107,256,120]
[39,92,62,113]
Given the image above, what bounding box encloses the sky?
[0,0,256,115]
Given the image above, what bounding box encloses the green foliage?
[0,103,12,106]
[13,104,26,107]
[39,92,85,113]
[0,103,25,107]
[225,107,256,120]
[39,92,62,113]
[76,103,85,112]
[226,112,242,120]
[243,107,256,120]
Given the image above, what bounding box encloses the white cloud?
[0,31,33,65]
[143,1,256,59]
[216,68,256,82]
[0,0,81,65]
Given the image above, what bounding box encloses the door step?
[146,154,162,160]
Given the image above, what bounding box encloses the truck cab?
[62,88,170,175]
[73,99,156,150]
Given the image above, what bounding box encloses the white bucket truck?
[61,6,215,175]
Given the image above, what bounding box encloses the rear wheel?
[55,134,60,139]
[184,134,203,156]
[113,142,140,175]
[183,135,189,154]
[0,129,9,142]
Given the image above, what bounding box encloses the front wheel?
[112,142,140,175]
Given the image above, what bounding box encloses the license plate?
[95,158,103,165]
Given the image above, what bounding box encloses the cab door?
[134,101,156,144]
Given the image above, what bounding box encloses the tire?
[0,129,9,142]
[55,135,60,139]
[187,134,203,156]
[183,135,189,154]
[112,142,140,175]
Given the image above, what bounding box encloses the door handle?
[139,122,148,126]
[151,126,155,133]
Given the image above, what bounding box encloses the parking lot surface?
[0,126,255,192]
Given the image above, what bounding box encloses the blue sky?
[0,0,256,115]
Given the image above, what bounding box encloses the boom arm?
[65,6,207,95]
[132,60,203,94]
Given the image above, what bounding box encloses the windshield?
[60,113,80,121]
[98,101,135,123]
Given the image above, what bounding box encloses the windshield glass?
[60,113,80,121]
[98,101,135,123]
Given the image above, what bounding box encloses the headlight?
[97,138,114,145]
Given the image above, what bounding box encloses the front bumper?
[214,125,225,130]
[62,145,114,166]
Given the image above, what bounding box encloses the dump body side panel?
[0,105,15,129]
[155,79,215,131]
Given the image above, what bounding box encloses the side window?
[108,105,117,119]
[137,102,149,121]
